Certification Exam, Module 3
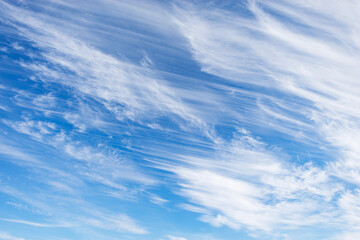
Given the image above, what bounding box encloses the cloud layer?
[0,0,359,239]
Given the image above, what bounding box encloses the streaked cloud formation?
[0,0,359,239]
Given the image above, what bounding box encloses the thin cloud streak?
[0,218,68,228]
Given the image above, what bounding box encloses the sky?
[0,0,360,239]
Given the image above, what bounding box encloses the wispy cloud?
[0,0,205,130]
[166,236,187,240]
[1,0,359,239]
[0,232,25,240]
[83,214,148,235]
[169,0,360,234]
[0,218,67,228]
[163,130,340,232]
[174,0,360,155]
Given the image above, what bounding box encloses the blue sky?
[0,0,360,239]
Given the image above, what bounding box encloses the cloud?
[0,0,205,130]
[174,0,360,161]
[0,232,25,240]
[148,193,168,205]
[0,142,40,165]
[1,0,360,239]
[167,0,360,234]
[167,130,340,232]
[0,120,151,236]
[167,236,187,240]
[332,232,360,240]
[0,182,149,235]
[83,214,148,235]
[4,117,155,189]
[0,218,67,228]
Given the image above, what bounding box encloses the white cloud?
[0,0,205,131]
[167,0,360,234]
[0,232,25,240]
[5,118,155,189]
[0,122,151,236]
[10,42,24,51]
[173,0,360,164]
[0,183,149,235]
[84,214,148,235]
[2,0,360,238]
[6,119,57,141]
[337,190,360,229]
[162,130,341,232]
[167,236,187,240]
[148,193,168,205]
[332,231,360,240]
[0,218,67,228]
